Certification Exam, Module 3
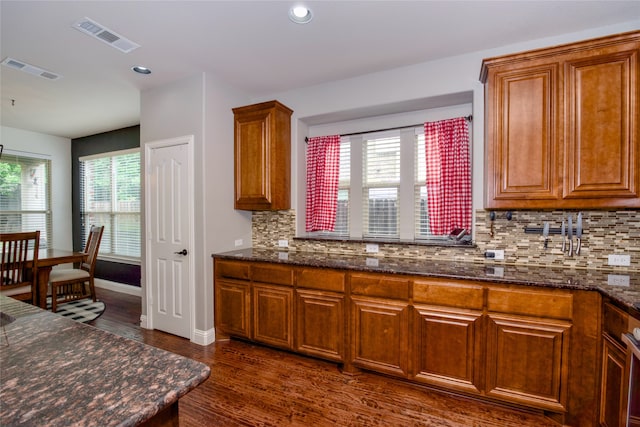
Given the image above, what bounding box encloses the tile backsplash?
[252,209,640,271]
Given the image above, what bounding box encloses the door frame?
[143,135,196,340]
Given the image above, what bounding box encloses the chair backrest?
[1,231,40,291]
[80,225,104,274]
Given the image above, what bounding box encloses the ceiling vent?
[1,57,62,80]
[72,17,140,53]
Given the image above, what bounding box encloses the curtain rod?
[304,115,472,143]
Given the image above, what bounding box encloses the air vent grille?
[1,57,62,80]
[73,17,140,53]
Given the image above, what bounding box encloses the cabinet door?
[485,314,570,412]
[233,101,292,211]
[564,44,639,207]
[296,289,344,362]
[214,279,251,339]
[599,335,627,427]
[484,62,561,209]
[412,306,483,394]
[350,296,409,377]
[253,283,293,349]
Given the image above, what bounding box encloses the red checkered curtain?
[424,117,471,235]
[305,135,341,232]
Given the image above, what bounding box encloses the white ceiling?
[1,1,639,140]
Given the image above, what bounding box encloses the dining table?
[33,248,87,309]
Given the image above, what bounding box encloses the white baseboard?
[95,278,142,297]
[192,327,215,346]
[140,314,149,329]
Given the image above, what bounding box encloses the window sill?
[293,236,475,248]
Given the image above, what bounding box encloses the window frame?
[0,149,53,248]
[79,147,141,264]
[303,107,473,246]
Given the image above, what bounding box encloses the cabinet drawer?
[297,269,345,292]
[350,273,410,300]
[215,260,250,281]
[413,279,484,310]
[487,287,573,320]
[252,264,293,286]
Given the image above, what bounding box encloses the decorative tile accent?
[252,209,640,271]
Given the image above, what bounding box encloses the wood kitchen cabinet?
[213,256,604,425]
[599,302,631,427]
[252,283,294,349]
[213,259,294,348]
[350,273,411,378]
[481,31,640,209]
[214,260,252,339]
[485,287,573,412]
[251,263,294,350]
[412,279,484,395]
[600,335,627,427]
[295,268,346,362]
[232,100,293,211]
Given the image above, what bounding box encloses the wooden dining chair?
[49,225,104,312]
[1,231,40,304]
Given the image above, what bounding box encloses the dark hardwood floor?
[89,288,559,427]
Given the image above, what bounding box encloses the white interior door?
[146,136,193,339]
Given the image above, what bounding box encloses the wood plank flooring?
[89,288,559,427]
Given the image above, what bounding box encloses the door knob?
[174,249,188,256]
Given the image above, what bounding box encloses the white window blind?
[0,151,52,248]
[414,132,432,239]
[363,135,400,238]
[79,149,140,262]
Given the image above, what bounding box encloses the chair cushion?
[49,269,90,283]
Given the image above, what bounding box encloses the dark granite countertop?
[0,296,210,427]
[213,248,640,315]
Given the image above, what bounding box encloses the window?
[79,148,140,262]
[0,150,52,247]
[308,124,470,244]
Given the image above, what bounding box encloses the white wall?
[140,72,252,343]
[0,126,73,250]
[252,21,640,236]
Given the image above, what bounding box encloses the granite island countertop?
[213,248,640,315]
[0,296,210,426]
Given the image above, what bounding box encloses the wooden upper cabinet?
[481,31,640,209]
[233,100,293,210]
[564,43,638,204]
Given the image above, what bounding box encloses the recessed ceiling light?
[132,66,151,75]
[289,5,313,24]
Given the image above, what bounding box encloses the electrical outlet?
[366,258,379,267]
[234,239,243,247]
[608,254,631,267]
[485,249,504,260]
[365,243,379,253]
[485,266,504,278]
[607,274,630,287]
[278,239,288,248]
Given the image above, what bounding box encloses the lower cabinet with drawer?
[485,286,573,412]
[412,279,484,394]
[350,273,411,377]
[295,268,346,362]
